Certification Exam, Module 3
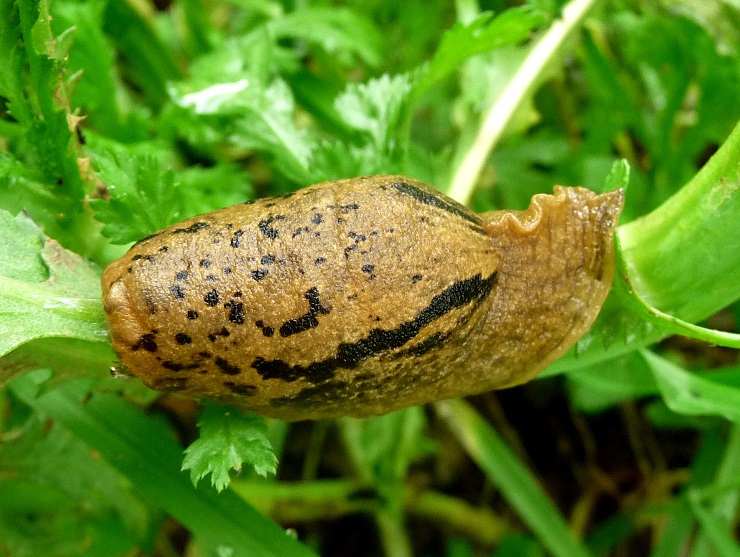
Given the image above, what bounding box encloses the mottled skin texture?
[102,175,623,420]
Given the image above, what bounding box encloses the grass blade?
[436,399,592,557]
[10,375,315,557]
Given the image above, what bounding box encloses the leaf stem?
[446,0,598,204]
[618,120,740,321]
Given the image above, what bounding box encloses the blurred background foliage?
[0,0,739,556]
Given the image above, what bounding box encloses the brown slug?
[102,175,623,420]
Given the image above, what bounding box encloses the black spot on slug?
[292,226,310,238]
[208,327,230,342]
[255,320,274,337]
[204,289,219,306]
[311,213,323,225]
[199,258,211,268]
[176,270,189,281]
[411,274,423,283]
[251,269,268,281]
[230,229,244,248]
[175,333,192,345]
[228,302,245,324]
[361,264,375,277]
[279,287,330,337]
[187,310,198,320]
[223,381,257,396]
[260,254,275,265]
[132,333,157,352]
[258,215,285,239]
[215,356,240,375]
[170,285,185,299]
[314,257,326,265]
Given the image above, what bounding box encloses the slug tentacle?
[101,176,623,420]
[468,186,624,391]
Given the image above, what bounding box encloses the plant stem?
[231,479,510,546]
[547,121,740,373]
[619,120,740,321]
[690,424,740,556]
[446,0,598,205]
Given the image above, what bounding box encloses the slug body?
[102,175,623,420]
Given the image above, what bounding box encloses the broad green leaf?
[641,351,740,423]
[9,374,316,557]
[0,408,152,557]
[567,352,657,413]
[436,399,592,557]
[688,490,740,557]
[0,211,107,362]
[182,404,277,492]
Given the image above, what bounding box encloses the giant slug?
[102,175,624,420]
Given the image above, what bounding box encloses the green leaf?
[340,407,433,483]
[688,489,740,557]
[436,399,592,557]
[178,163,253,216]
[9,374,315,557]
[167,34,313,183]
[101,0,180,107]
[183,404,277,492]
[268,7,383,67]
[416,8,546,95]
[53,0,144,142]
[604,159,631,192]
[87,138,183,244]
[641,351,740,423]
[0,408,152,557]
[0,211,107,362]
[335,73,413,161]
[567,352,657,413]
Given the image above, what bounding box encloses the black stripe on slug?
[253,272,497,384]
[171,221,209,234]
[391,181,486,231]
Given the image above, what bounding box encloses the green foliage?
[183,404,277,492]
[0,0,739,555]
[0,210,106,364]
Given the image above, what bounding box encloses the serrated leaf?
[167,34,313,183]
[268,7,383,67]
[0,210,107,364]
[335,73,413,158]
[87,138,183,244]
[417,8,546,95]
[182,404,277,493]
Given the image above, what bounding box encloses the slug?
[102,175,623,420]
